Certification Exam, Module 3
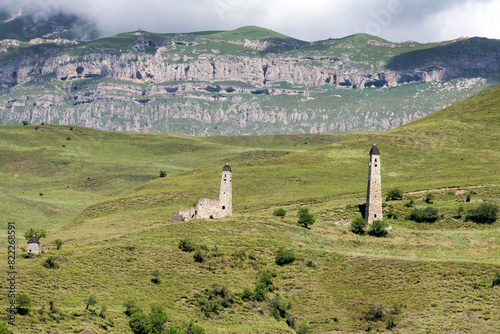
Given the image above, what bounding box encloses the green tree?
[24,228,46,240]
[54,239,63,250]
[22,120,29,126]
[129,311,151,334]
[386,188,403,201]
[351,215,367,235]
[149,304,168,334]
[99,304,108,318]
[492,273,500,287]
[368,220,389,237]
[297,207,315,228]
[159,170,167,178]
[85,295,97,310]
[16,294,31,315]
[273,208,286,217]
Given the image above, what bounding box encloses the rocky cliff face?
[0,27,499,135]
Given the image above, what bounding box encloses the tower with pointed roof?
[219,163,232,217]
[365,144,382,224]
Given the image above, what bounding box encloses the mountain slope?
[0,23,498,135]
[3,86,500,334]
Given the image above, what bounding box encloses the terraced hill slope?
[1,86,499,333]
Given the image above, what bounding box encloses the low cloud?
[0,0,498,42]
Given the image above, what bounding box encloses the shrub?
[70,126,73,131]
[386,207,398,219]
[273,208,286,217]
[16,294,31,315]
[424,193,434,204]
[196,284,233,317]
[368,220,389,237]
[66,137,71,140]
[351,215,367,235]
[386,315,397,330]
[42,256,60,269]
[492,273,500,287]
[297,322,311,334]
[193,249,208,263]
[149,304,168,333]
[366,302,388,322]
[0,325,11,334]
[297,207,315,228]
[409,207,439,223]
[466,202,499,224]
[22,120,29,125]
[185,320,205,334]
[386,188,403,201]
[241,287,253,301]
[178,239,196,252]
[275,247,295,266]
[159,170,167,178]
[54,239,63,250]
[455,205,465,219]
[151,270,161,284]
[85,295,97,310]
[404,199,415,207]
[253,282,268,302]
[258,268,276,290]
[270,294,292,320]
[123,300,142,316]
[129,311,150,334]
[466,193,472,202]
[99,304,107,318]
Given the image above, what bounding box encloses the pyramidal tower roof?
[370,144,380,155]
[27,235,40,244]
[222,163,232,172]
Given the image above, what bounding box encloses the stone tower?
[365,144,382,224]
[219,163,232,217]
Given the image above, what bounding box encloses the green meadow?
[1,85,499,333]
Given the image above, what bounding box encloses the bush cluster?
[466,202,498,224]
[273,208,286,217]
[408,207,439,223]
[42,256,60,269]
[270,294,295,328]
[368,220,389,237]
[196,284,234,317]
[386,188,403,201]
[178,239,196,252]
[275,247,296,266]
[351,215,367,235]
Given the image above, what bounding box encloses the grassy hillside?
[1,86,500,333]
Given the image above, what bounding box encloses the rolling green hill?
[1,86,500,333]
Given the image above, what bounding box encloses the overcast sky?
[1,0,499,42]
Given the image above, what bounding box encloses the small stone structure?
[26,235,42,254]
[172,164,232,222]
[365,144,383,224]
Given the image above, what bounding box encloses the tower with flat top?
[365,144,382,224]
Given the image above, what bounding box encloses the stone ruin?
[172,164,232,223]
[27,235,42,254]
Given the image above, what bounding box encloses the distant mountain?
[0,20,499,135]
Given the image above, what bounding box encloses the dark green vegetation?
[1,86,499,332]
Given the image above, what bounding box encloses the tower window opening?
[222,205,225,210]
[209,215,214,220]
[374,214,377,218]
[224,179,226,181]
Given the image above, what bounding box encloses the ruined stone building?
[172,164,232,223]
[27,235,42,254]
[365,144,383,224]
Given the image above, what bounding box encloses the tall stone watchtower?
[365,144,382,224]
[219,163,232,217]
